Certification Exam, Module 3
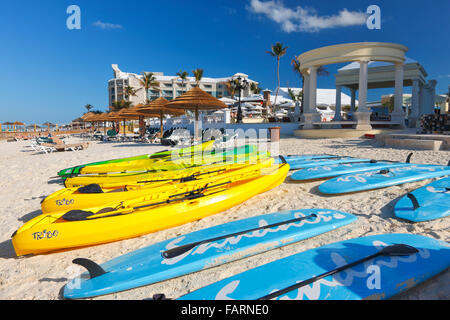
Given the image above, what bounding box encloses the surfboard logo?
[426,186,450,194]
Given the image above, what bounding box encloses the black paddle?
[136,168,227,184]
[257,243,419,300]
[61,181,231,221]
[161,214,318,259]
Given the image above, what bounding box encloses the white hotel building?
[108,64,259,106]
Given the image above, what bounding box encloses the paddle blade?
[62,210,95,221]
[380,244,418,256]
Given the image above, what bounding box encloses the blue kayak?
[319,164,450,195]
[291,161,413,181]
[177,234,450,300]
[63,209,356,299]
[287,157,371,170]
[394,177,450,222]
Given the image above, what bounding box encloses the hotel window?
[164,83,173,87]
[204,84,212,89]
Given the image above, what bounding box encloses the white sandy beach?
[0,136,448,300]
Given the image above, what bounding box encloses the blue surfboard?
[394,177,450,222]
[177,234,450,300]
[318,164,450,195]
[291,161,413,181]
[274,154,340,165]
[63,209,357,299]
[287,157,371,170]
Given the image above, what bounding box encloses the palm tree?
[124,86,137,101]
[84,104,93,113]
[176,70,189,95]
[317,66,329,77]
[250,82,262,94]
[138,72,160,103]
[192,68,204,85]
[224,79,238,98]
[291,56,304,112]
[291,56,329,113]
[267,42,288,113]
[111,99,133,111]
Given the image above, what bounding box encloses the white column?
[358,60,369,111]
[393,63,405,114]
[308,66,318,113]
[350,88,356,112]
[301,66,322,129]
[354,60,372,130]
[303,72,310,113]
[409,79,420,127]
[333,85,342,121]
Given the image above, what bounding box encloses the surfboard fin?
[406,193,420,210]
[72,258,107,279]
[152,294,170,300]
[406,153,413,163]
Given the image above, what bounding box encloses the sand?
[0,136,448,300]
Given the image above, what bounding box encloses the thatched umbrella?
[12,121,24,132]
[165,87,227,139]
[137,97,185,137]
[118,105,161,136]
[42,122,56,132]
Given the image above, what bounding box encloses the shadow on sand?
[18,209,43,223]
[0,239,17,259]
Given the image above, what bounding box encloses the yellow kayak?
[41,158,275,214]
[64,157,273,188]
[12,163,289,256]
[58,140,215,178]
[78,145,259,175]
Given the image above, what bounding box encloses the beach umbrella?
[118,106,160,137]
[166,87,227,140]
[12,121,25,132]
[137,97,185,137]
[42,122,56,132]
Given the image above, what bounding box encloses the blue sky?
[0,0,449,124]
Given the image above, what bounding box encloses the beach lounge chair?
[38,137,89,153]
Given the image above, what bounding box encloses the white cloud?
[92,20,123,30]
[247,0,367,33]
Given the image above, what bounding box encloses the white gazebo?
[336,57,436,128]
[297,42,420,130]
